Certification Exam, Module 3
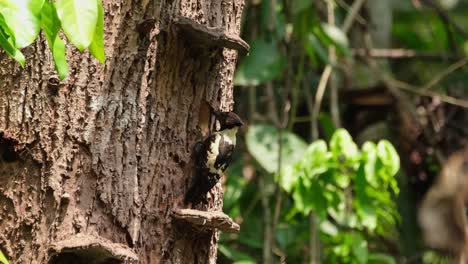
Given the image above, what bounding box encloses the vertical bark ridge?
[0,0,245,262]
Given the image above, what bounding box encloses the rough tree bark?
[0,0,246,263]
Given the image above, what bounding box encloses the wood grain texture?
[0,0,246,263]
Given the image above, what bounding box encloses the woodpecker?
[185,109,244,205]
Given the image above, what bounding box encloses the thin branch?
[312,65,333,139]
[342,0,367,33]
[335,0,367,28]
[386,76,468,108]
[328,0,341,129]
[352,48,463,60]
[423,57,468,90]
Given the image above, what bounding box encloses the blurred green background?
[219,0,468,263]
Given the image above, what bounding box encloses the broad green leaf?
[355,168,378,231]
[320,220,338,236]
[330,129,359,162]
[56,0,99,50]
[234,39,285,86]
[313,24,350,56]
[41,1,68,80]
[332,172,351,189]
[0,250,8,264]
[279,164,297,193]
[368,253,397,264]
[0,0,44,48]
[349,233,368,264]
[88,0,105,63]
[295,179,328,219]
[301,140,331,178]
[377,140,400,177]
[0,16,25,66]
[246,124,307,174]
[305,34,329,65]
[361,142,378,188]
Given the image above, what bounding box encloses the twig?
[352,48,463,60]
[287,52,305,130]
[342,0,367,33]
[335,0,367,28]
[423,57,468,90]
[260,175,273,264]
[265,82,280,126]
[386,76,468,108]
[312,64,333,139]
[328,0,341,129]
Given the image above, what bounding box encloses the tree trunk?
[0,0,246,263]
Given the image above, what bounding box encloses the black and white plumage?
[185,110,243,205]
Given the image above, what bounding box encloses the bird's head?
[213,110,244,132]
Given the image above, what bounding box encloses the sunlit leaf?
[0,250,8,264]
[41,1,68,80]
[313,24,350,56]
[305,33,329,65]
[322,24,349,49]
[0,0,44,48]
[377,140,400,177]
[330,129,359,162]
[88,0,105,63]
[301,140,331,177]
[349,233,368,264]
[368,253,397,264]
[0,15,25,66]
[56,0,99,50]
[246,124,307,174]
[362,142,378,188]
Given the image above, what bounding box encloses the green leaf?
[0,0,44,48]
[0,15,25,66]
[279,164,297,193]
[41,1,68,80]
[234,39,285,86]
[330,129,359,162]
[362,142,378,188]
[301,140,331,178]
[56,0,99,50]
[368,253,397,264]
[313,24,350,57]
[321,24,349,49]
[88,0,105,63]
[349,233,368,264]
[295,179,328,218]
[0,250,8,264]
[377,140,400,177]
[246,124,307,174]
[305,34,329,65]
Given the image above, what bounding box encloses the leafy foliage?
[221,127,400,263]
[0,0,105,79]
